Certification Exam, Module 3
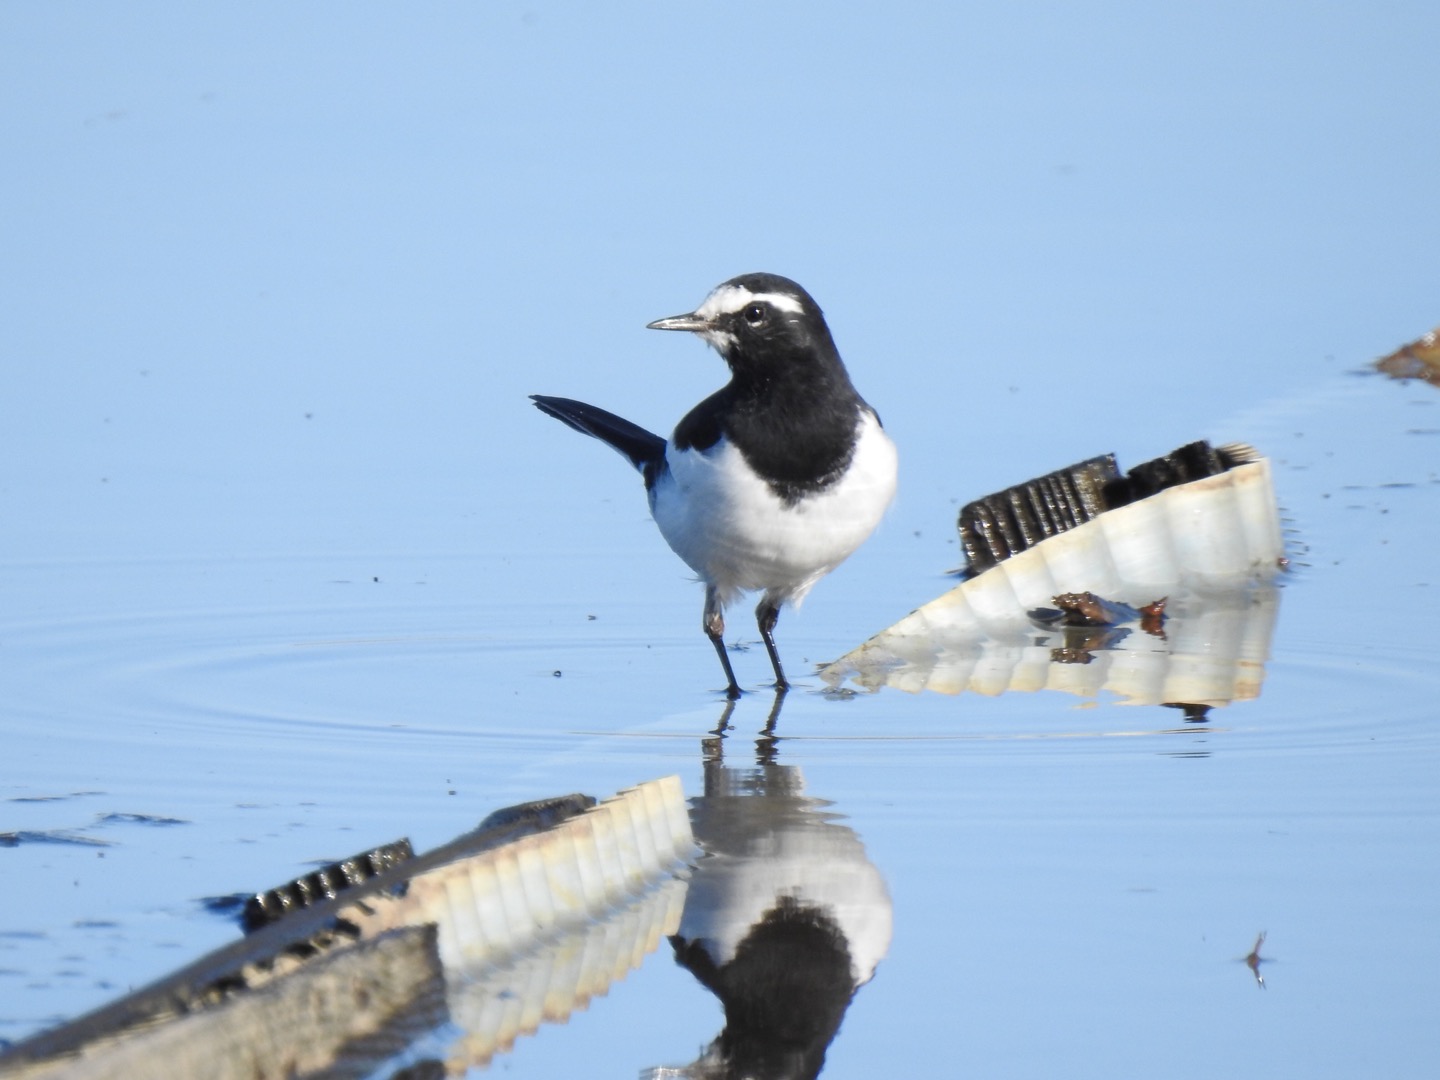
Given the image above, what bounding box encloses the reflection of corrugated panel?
[1,777,695,1080]
[350,775,695,972]
[823,458,1284,707]
[440,877,690,1072]
[0,926,447,1080]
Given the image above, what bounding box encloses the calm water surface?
[3,370,1437,1078]
[5,7,1440,1076]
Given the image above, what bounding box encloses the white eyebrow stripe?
[696,285,805,319]
[748,291,805,314]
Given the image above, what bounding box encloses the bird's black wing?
[530,395,666,475]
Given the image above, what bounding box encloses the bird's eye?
[742,303,766,325]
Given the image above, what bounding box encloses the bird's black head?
[647,273,841,379]
[656,273,871,494]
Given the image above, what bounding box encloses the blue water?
[4,371,1437,1077]
[4,5,1439,1077]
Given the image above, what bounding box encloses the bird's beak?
[646,311,710,333]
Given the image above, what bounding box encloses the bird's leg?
[755,685,787,765]
[704,585,743,700]
[755,596,789,692]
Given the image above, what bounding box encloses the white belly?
[649,410,897,608]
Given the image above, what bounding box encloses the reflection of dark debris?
[1162,702,1212,724]
[1070,626,1130,650]
[5,791,105,803]
[1032,593,1169,669]
[389,1060,449,1080]
[1375,326,1440,388]
[96,812,190,827]
[200,893,251,918]
[1031,595,1141,664]
[195,919,371,1011]
[1245,931,1269,989]
[1048,625,1132,664]
[242,839,415,933]
[0,830,114,848]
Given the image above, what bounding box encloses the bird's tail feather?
[530,395,665,473]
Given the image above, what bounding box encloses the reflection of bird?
[532,273,897,698]
[661,754,893,1080]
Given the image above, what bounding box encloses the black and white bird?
[531,273,897,698]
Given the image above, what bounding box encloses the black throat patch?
[669,280,873,507]
[674,375,864,507]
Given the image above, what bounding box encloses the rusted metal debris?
[1031,591,1168,632]
[1138,597,1168,637]
[1375,326,1440,387]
